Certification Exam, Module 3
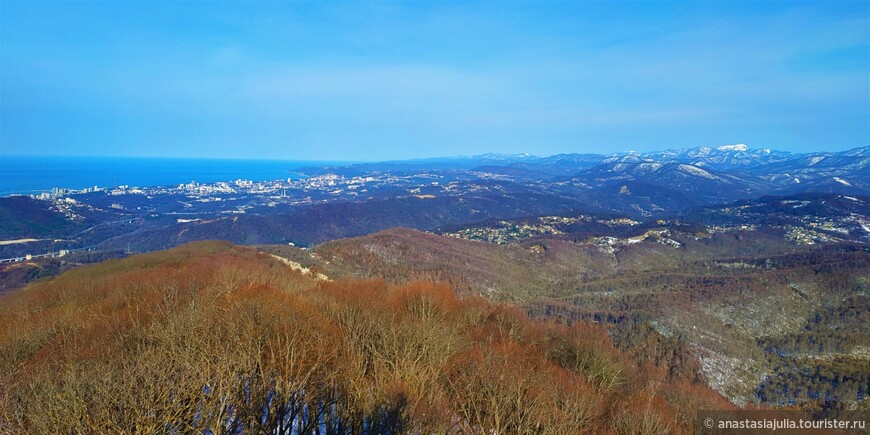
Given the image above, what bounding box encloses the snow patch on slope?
[717,144,748,152]
[808,156,825,165]
[677,164,720,180]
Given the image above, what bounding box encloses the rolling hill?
[0,242,731,433]
[271,222,870,407]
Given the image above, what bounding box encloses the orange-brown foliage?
[0,241,730,434]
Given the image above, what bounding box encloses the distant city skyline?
[2,1,868,161]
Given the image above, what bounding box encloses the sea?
[0,156,344,196]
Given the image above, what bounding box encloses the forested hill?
[268,227,870,407]
[0,241,731,433]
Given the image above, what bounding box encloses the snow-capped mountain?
[634,144,796,168]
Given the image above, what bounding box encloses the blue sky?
[1,1,868,161]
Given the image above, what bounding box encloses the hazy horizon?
[2,142,868,163]
[2,1,868,160]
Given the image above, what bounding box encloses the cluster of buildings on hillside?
[31,172,446,202]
